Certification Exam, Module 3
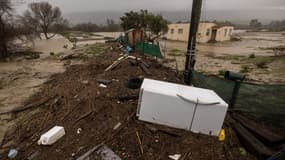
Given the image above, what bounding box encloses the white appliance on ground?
[137,78,228,136]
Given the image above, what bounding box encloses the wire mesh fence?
[193,71,285,127]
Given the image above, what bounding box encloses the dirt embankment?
[1,45,257,160]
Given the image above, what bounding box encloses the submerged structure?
[166,22,234,43]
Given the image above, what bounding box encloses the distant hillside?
[65,9,285,25]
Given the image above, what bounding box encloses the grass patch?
[161,58,176,63]
[245,56,275,69]
[240,65,251,73]
[61,31,77,42]
[168,52,184,57]
[218,70,226,76]
[248,54,256,58]
[205,53,245,61]
[170,48,181,53]
[85,44,106,55]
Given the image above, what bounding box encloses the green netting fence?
[192,71,285,127]
[135,42,163,58]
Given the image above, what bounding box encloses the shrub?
[218,70,226,76]
[249,54,255,58]
[240,65,250,73]
[256,61,268,68]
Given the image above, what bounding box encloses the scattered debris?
[76,144,103,160]
[3,46,261,160]
[96,78,112,85]
[169,154,181,160]
[77,128,82,134]
[118,95,139,101]
[26,151,41,160]
[105,55,128,71]
[113,122,122,130]
[38,126,65,145]
[139,62,151,75]
[8,149,18,159]
[96,145,122,160]
[219,129,226,142]
[81,80,89,85]
[127,78,143,89]
[239,147,247,156]
[135,130,144,154]
[99,84,107,88]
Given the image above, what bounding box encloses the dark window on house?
[206,29,210,36]
[229,29,232,35]
[170,29,174,34]
[178,28,183,34]
[224,29,228,37]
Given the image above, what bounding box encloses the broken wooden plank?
[139,61,150,68]
[139,62,151,75]
[77,144,103,160]
[96,145,122,160]
[96,79,112,85]
[105,55,128,72]
[233,122,273,159]
[234,114,284,145]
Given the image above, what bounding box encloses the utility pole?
[184,0,203,85]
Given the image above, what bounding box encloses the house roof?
[125,28,135,33]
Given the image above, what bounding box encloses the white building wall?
[215,26,234,42]
[166,23,234,43]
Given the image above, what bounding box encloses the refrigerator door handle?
[176,94,220,105]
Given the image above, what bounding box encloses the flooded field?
[69,32,123,46]
[163,32,285,56]
[161,32,285,84]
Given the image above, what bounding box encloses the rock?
[99,84,107,88]
[168,154,181,160]
[8,149,18,159]
[81,80,89,85]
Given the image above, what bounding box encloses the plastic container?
[38,126,65,145]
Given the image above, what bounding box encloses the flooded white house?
[166,22,234,43]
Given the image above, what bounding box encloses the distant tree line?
[266,20,285,32]
[72,19,122,32]
[248,19,285,31]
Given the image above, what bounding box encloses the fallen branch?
[135,130,144,154]
[105,55,128,71]
[139,62,151,75]
[76,143,104,160]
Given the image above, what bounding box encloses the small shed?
[125,28,145,46]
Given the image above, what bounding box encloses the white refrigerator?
[137,78,228,136]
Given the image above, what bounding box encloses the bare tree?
[21,2,66,40]
[0,0,13,60]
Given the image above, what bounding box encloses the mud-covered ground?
[0,44,260,160]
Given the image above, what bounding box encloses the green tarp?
[135,42,163,58]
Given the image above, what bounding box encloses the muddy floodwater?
[162,32,285,57]
[161,32,285,84]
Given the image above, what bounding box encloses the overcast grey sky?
[14,0,285,13]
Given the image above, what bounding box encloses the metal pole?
[184,0,203,85]
[229,82,241,109]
